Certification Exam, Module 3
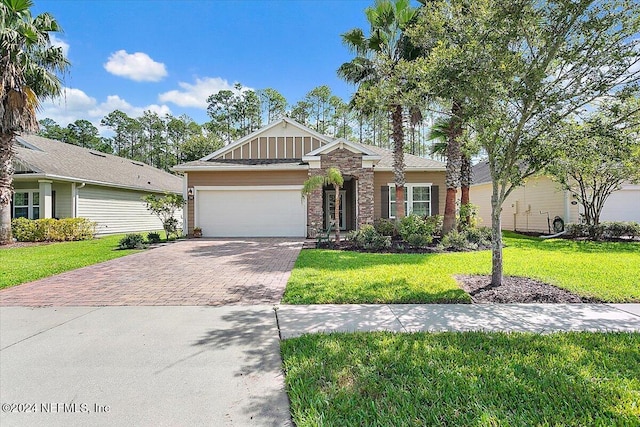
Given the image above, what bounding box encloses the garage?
[600,184,640,223]
[195,186,307,237]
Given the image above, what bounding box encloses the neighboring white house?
[12,134,183,235]
[470,161,639,233]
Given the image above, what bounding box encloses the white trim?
[194,185,303,191]
[12,173,179,194]
[388,183,433,218]
[173,164,308,172]
[305,137,379,157]
[12,188,40,219]
[374,166,446,172]
[183,173,189,233]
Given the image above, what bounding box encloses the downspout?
[73,182,86,218]
[564,190,571,224]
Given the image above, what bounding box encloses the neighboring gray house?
[11,134,183,235]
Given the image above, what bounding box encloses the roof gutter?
[172,165,309,172]
[12,173,180,194]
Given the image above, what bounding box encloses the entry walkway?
[275,303,640,338]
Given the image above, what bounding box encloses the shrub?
[464,227,492,248]
[348,225,391,251]
[118,233,145,250]
[440,230,477,251]
[405,233,433,247]
[566,222,639,240]
[425,215,443,236]
[398,214,437,245]
[11,217,96,242]
[147,232,161,243]
[11,217,42,242]
[373,218,396,236]
[458,203,479,229]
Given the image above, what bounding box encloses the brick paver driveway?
[0,238,303,306]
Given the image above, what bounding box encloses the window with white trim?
[12,191,40,219]
[389,184,431,218]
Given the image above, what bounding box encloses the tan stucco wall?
[373,171,446,219]
[470,176,579,232]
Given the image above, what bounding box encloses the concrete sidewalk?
[2,303,639,426]
[276,303,640,338]
[1,306,291,427]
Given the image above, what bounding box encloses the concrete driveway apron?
[0,238,303,307]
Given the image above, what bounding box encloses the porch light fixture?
[187,187,194,200]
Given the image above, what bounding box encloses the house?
[12,134,183,235]
[173,118,446,237]
[470,161,640,233]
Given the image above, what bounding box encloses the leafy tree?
[408,0,640,285]
[0,0,69,244]
[101,110,131,156]
[142,192,185,239]
[302,167,344,243]
[66,119,100,148]
[38,117,66,140]
[338,0,420,220]
[207,89,236,144]
[181,134,223,162]
[258,88,287,123]
[547,97,640,225]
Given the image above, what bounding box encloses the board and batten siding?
[77,185,182,235]
[470,176,579,232]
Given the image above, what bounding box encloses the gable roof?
[472,160,492,185]
[14,134,182,193]
[303,137,381,158]
[202,117,334,161]
[366,145,445,170]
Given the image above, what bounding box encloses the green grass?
[283,232,640,303]
[281,331,640,426]
[0,234,142,289]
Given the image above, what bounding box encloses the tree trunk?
[490,182,503,286]
[460,153,471,227]
[391,104,406,219]
[0,131,15,244]
[443,100,463,234]
[334,184,341,243]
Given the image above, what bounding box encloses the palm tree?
[1,0,69,244]
[427,114,473,229]
[338,0,419,221]
[301,167,344,243]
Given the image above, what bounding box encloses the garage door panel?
[196,188,306,237]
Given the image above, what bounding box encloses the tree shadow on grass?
[191,307,293,426]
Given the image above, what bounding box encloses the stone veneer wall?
[306,148,374,236]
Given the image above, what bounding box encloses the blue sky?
[34,0,375,132]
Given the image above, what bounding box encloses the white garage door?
[196,186,307,237]
[600,185,640,222]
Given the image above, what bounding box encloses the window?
[389,184,431,218]
[12,191,40,219]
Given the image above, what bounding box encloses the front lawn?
[0,234,142,289]
[282,232,640,303]
[281,331,640,426]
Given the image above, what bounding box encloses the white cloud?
[50,34,69,57]
[158,77,243,108]
[104,50,167,82]
[38,87,172,136]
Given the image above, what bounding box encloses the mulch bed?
[456,275,598,303]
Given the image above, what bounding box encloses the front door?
[325,190,346,230]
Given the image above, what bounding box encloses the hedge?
[11,217,97,242]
